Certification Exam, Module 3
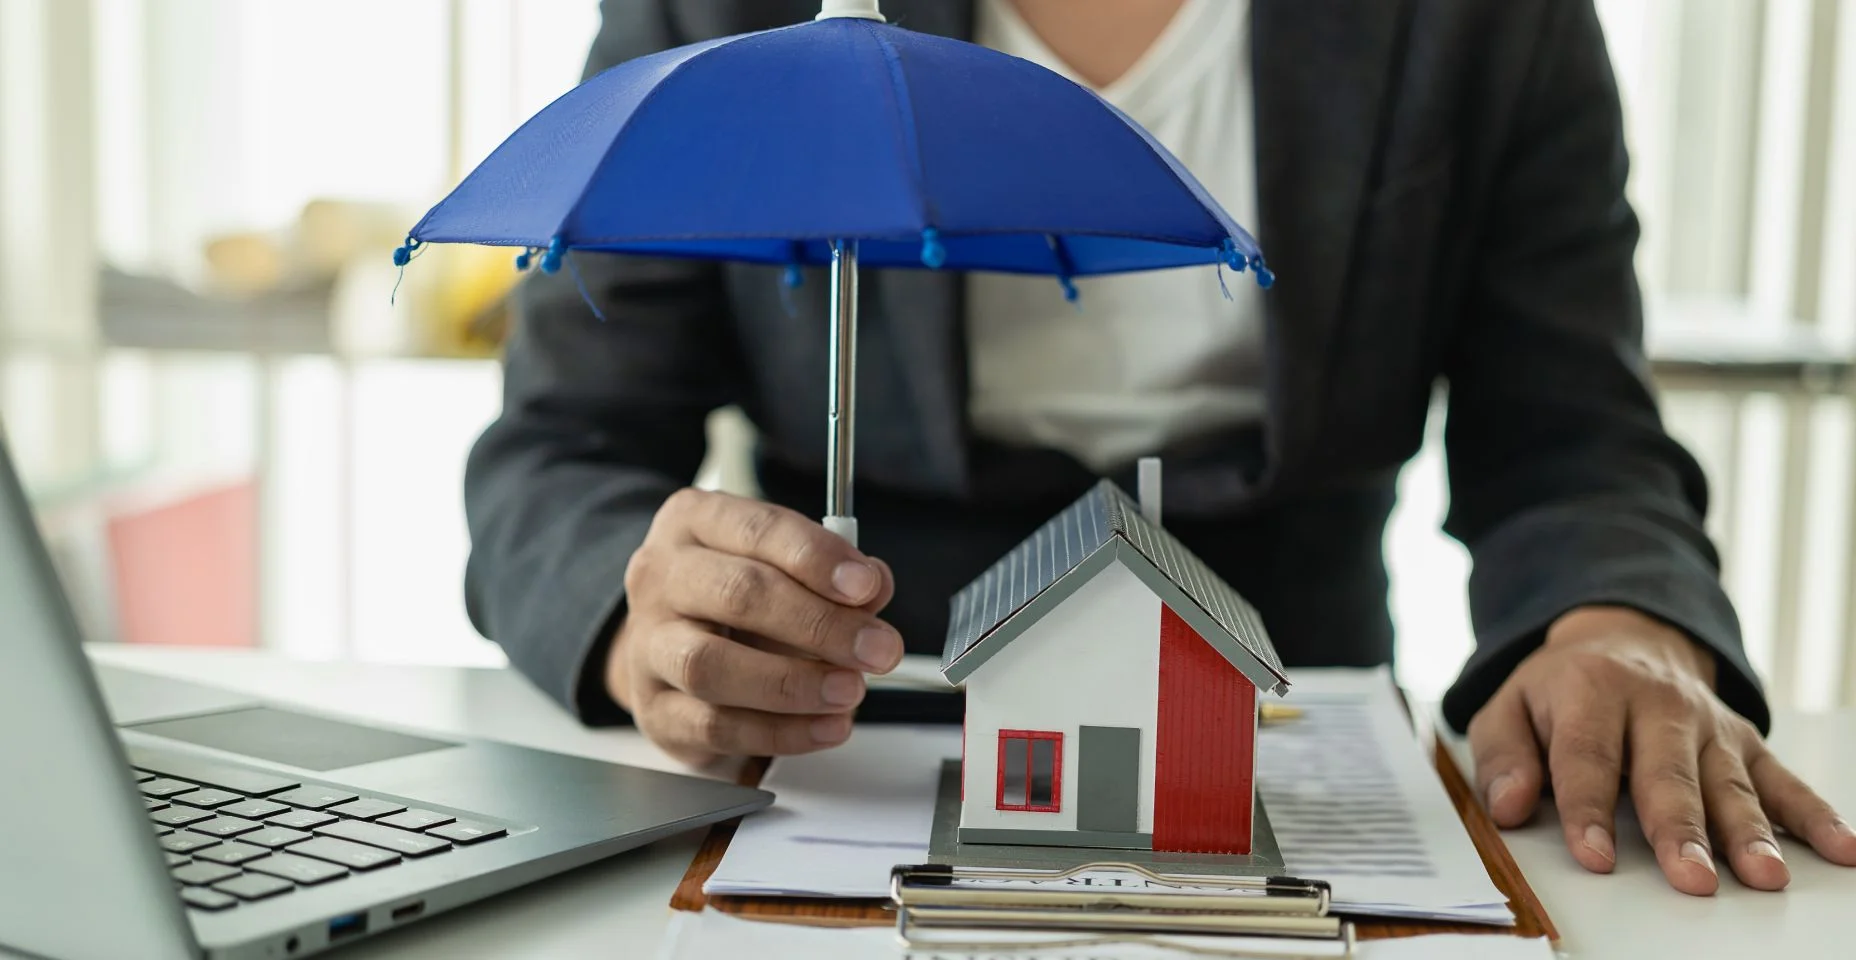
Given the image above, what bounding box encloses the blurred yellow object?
[202,233,286,297]
[400,242,518,357]
[196,198,518,358]
[1259,703,1304,726]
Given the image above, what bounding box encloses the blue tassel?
[389,237,421,304]
[1217,262,1234,301]
[539,236,566,274]
[565,251,608,322]
[1045,234,1081,308]
[920,228,947,269]
[778,264,803,319]
[514,248,534,271]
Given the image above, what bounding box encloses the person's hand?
[605,488,904,765]
[1469,605,1856,894]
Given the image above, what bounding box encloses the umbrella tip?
[816,0,885,21]
[920,228,947,269]
[539,236,566,274]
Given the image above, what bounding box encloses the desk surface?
[82,646,1856,959]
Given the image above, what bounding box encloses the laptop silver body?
[0,434,771,960]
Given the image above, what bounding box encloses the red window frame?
[995,729,1063,813]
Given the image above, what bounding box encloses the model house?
[939,463,1289,856]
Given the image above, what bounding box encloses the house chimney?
[1137,457,1162,525]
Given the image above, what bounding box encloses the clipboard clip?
[889,861,1356,958]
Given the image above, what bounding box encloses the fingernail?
[1833,817,1856,839]
[854,626,903,672]
[1582,824,1615,864]
[811,715,851,744]
[1681,841,1716,875]
[1748,839,1785,863]
[821,670,864,707]
[832,561,878,602]
[1487,772,1520,809]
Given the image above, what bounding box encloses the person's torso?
[964,0,1268,474]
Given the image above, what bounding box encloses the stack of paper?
[702,724,958,897]
[703,667,1513,925]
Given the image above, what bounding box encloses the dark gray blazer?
[462,0,1769,734]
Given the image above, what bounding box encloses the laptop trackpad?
[125,706,458,771]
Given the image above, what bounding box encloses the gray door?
[1077,726,1141,834]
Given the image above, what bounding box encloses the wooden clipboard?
[669,732,1558,944]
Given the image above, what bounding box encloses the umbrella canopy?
[405,10,1270,284]
[402,0,1272,547]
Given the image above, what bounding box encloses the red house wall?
[1154,604,1256,853]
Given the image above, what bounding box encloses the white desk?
[87,646,1856,959]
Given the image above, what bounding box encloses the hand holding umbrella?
[401,0,1272,547]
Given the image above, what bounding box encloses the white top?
[966,0,1263,472]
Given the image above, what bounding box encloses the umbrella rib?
[545,27,798,245]
[866,24,934,231]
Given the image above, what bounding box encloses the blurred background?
[2,0,1854,709]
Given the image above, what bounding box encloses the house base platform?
[928,759,1286,876]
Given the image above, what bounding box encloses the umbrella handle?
[825,239,860,548]
[824,515,860,548]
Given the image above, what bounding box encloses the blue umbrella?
[402,0,1271,546]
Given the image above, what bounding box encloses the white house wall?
[961,559,1161,835]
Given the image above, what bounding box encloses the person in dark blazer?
[461,0,1856,895]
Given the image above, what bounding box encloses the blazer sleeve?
[1437,0,1767,734]
[462,0,741,723]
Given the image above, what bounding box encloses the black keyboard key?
[150,806,214,828]
[194,841,268,865]
[316,819,451,857]
[140,778,197,798]
[378,809,454,831]
[427,820,506,845]
[164,852,189,867]
[220,798,288,820]
[328,797,406,820]
[133,770,156,783]
[129,748,299,796]
[191,816,262,838]
[159,832,220,854]
[213,873,293,901]
[241,827,312,849]
[246,853,348,886]
[143,797,169,811]
[152,824,173,836]
[273,787,357,810]
[266,809,336,830]
[290,837,401,871]
[172,788,242,809]
[180,887,237,911]
[171,861,240,886]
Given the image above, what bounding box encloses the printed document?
[704,667,1511,923]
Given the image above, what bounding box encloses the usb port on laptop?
[328,913,368,942]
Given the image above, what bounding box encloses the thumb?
[860,556,896,615]
[1467,686,1546,828]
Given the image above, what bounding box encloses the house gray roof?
[940,480,1288,694]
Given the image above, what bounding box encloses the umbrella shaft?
[826,240,859,524]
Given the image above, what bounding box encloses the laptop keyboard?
[133,753,509,913]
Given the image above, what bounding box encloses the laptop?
[0,433,772,960]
